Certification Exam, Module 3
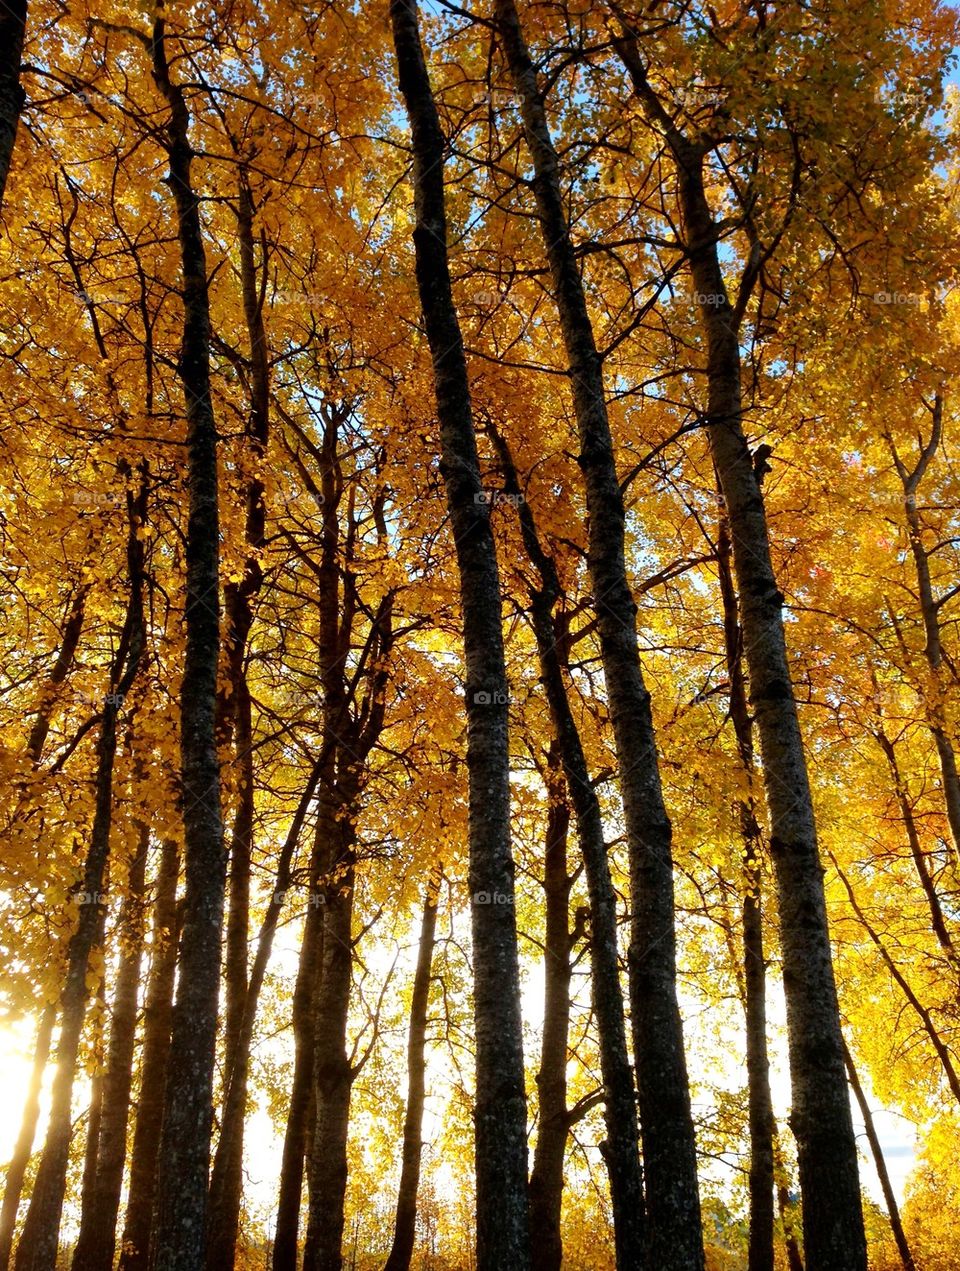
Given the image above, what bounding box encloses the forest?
[1,0,960,1268]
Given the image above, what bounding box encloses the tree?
[391,2,532,1265]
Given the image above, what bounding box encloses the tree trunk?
[118,839,181,1271]
[841,1041,915,1271]
[272,895,324,1271]
[487,422,644,1269]
[886,398,960,858]
[527,766,572,1271]
[874,723,958,969]
[0,0,26,209]
[302,810,358,1271]
[493,7,700,1266]
[776,1167,805,1271]
[384,871,441,1271]
[391,5,531,1269]
[834,862,960,1102]
[26,586,88,765]
[206,171,271,1271]
[13,720,117,1271]
[79,1072,105,1229]
[148,20,227,1270]
[717,506,775,1271]
[615,36,866,1270]
[72,822,149,1271]
[209,758,324,1271]
[0,1004,55,1271]
[15,483,146,1271]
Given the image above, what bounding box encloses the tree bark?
[0,1004,55,1271]
[527,765,573,1271]
[272,895,324,1271]
[148,19,227,1271]
[886,397,960,859]
[874,723,958,970]
[841,1041,915,1271]
[79,1072,105,1233]
[0,0,26,210]
[205,172,271,1271]
[118,839,181,1271]
[383,871,440,1271]
[15,481,146,1271]
[26,586,88,765]
[717,505,775,1271]
[207,759,322,1271]
[302,807,358,1271]
[616,35,866,1270]
[13,716,119,1271]
[492,7,700,1265]
[72,821,149,1271]
[390,5,531,1267]
[487,423,645,1270]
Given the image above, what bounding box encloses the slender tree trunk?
[72,822,149,1271]
[384,871,441,1271]
[209,758,323,1271]
[303,811,358,1271]
[272,897,324,1271]
[79,1072,105,1227]
[834,863,960,1102]
[206,172,271,1271]
[527,766,572,1271]
[487,422,645,1268]
[886,398,960,858]
[0,1004,56,1271]
[269,461,388,1271]
[15,486,146,1271]
[615,36,865,1269]
[299,401,394,1271]
[493,8,700,1265]
[205,684,253,1271]
[777,1169,805,1271]
[148,20,226,1270]
[118,839,180,1271]
[841,1041,915,1271]
[205,786,251,1268]
[26,587,88,765]
[742,861,776,1271]
[874,724,958,968]
[717,506,775,1271]
[13,725,117,1271]
[0,0,26,209]
[391,5,531,1267]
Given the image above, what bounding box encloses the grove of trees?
[1,0,960,1268]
